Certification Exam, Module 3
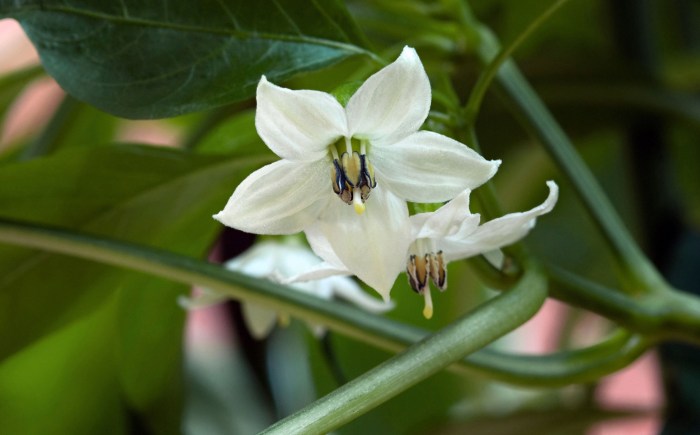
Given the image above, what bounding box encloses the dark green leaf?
[1,0,371,118]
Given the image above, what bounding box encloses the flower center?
[330,138,376,215]
[406,239,447,319]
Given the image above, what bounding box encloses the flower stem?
[261,263,548,434]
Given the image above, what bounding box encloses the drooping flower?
[407,181,559,318]
[214,46,500,300]
[295,182,558,318]
[180,240,393,339]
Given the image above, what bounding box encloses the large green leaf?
[0,144,271,433]
[0,0,370,119]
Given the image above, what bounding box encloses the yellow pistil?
[353,191,366,214]
[422,289,433,319]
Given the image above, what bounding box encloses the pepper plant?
[1,0,699,434]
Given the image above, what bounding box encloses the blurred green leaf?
[20,95,119,160]
[195,109,266,155]
[0,144,271,432]
[1,0,370,119]
[0,291,128,435]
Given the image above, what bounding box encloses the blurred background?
[3,0,700,433]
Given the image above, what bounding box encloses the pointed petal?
[304,225,348,271]
[346,47,431,143]
[282,261,351,284]
[241,302,278,339]
[372,131,501,202]
[410,189,481,239]
[441,181,559,261]
[311,187,410,301]
[256,76,347,162]
[213,159,330,234]
[330,277,395,313]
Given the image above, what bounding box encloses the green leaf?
[0,144,271,432]
[0,291,128,435]
[0,144,269,355]
[1,0,371,119]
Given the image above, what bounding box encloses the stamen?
[407,254,430,293]
[331,159,345,196]
[342,151,362,186]
[329,139,377,208]
[358,154,376,202]
[429,251,447,291]
[422,289,433,319]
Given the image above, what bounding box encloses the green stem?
[0,218,649,385]
[459,9,667,294]
[466,330,650,387]
[547,265,700,345]
[463,0,572,124]
[262,264,548,434]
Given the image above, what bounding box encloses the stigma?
[407,250,447,319]
[330,149,376,215]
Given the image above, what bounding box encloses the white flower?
[213,46,500,301]
[407,181,559,318]
[179,241,393,339]
[295,182,559,318]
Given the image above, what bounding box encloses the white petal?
[483,249,505,269]
[213,159,331,234]
[441,181,559,261]
[329,277,395,313]
[346,46,431,143]
[241,302,278,339]
[256,76,347,162]
[282,261,351,284]
[311,187,410,301]
[410,189,481,239]
[372,131,501,202]
[304,225,348,270]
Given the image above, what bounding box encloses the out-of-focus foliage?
[1,0,699,433]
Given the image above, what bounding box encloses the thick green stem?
[0,218,650,386]
[548,266,700,345]
[262,264,548,434]
[467,28,665,294]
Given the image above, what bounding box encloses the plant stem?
[463,0,572,125]
[455,3,667,294]
[262,264,548,434]
[0,218,650,385]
